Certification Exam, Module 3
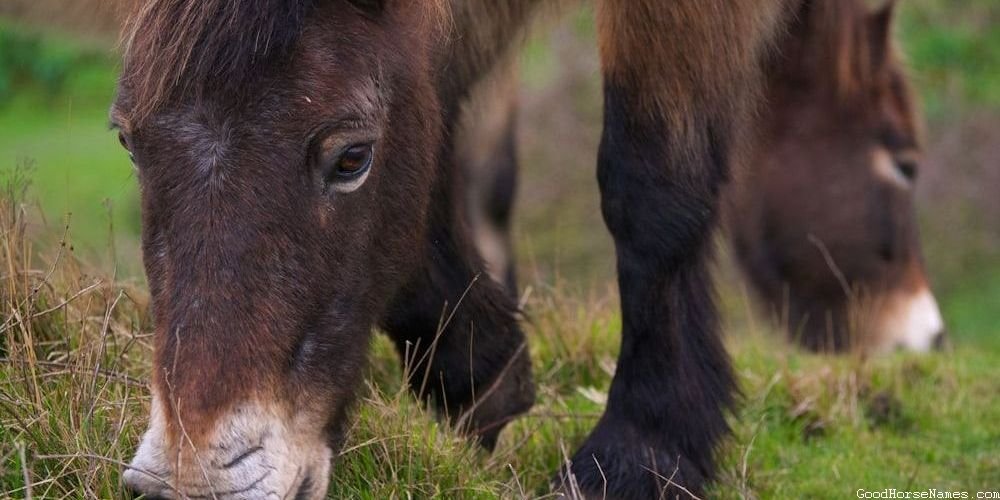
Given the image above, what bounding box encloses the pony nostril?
[294,474,315,500]
[932,330,949,350]
[123,471,163,500]
[125,485,141,499]
[222,445,264,469]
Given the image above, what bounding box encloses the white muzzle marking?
[124,396,331,499]
[876,287,945,353]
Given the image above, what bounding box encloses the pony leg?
[457,61,521,294]
[380,149,533,450]
[558,0,788,497]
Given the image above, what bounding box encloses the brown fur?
[597,0,790,166]
[121,0,447,125]
[543,1,793,496]
[789,0,905,103]
[457,1,931,355]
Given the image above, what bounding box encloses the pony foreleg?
[456,60,521,295]
[557,0,789,497]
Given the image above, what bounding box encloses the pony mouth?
[123,444,331,500]
[124,399,333,499]
[124,470,321,500]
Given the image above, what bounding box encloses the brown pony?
[726,0,945,353]
[466,0,944,355]
[115,0,790,498]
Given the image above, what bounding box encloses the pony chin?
[124,394,332,500]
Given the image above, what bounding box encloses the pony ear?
[868,0,897,71]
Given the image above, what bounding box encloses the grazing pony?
[115,0,789,498]
[726,0,945,353]
[466,0,943,355]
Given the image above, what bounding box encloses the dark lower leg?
[558,87,737,498]
[458,63,521,295]
[479,133,519,294]
[557,0,789,493]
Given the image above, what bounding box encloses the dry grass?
[0,169,149,497]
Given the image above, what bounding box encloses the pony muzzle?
[876,287,946,353]
[124,396,332,499]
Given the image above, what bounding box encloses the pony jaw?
[124,395,332,499]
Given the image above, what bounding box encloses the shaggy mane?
[121,0,313,123]
[782,0,901,101]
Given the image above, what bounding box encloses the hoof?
[553,418,707,500]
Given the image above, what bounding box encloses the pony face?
[731,0,944,352]
[115,2,443,497]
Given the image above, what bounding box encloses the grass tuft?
[0,167,149,498]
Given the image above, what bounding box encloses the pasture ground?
[1,2,998,498]
[0,190,997,498]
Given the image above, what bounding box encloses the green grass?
[1,209,997,497]
[718,339,999,497]
[897,0,1000,116]
[936,267,1000,352]
[0,22,138,268]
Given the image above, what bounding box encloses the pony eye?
[118,131,136,163]
[334,143,374,178]
[317,141,375,193]
[895,159,917,182]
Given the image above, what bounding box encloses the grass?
[0,22,138,270]
[1,182,997,499]
[897,0,1000,116]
